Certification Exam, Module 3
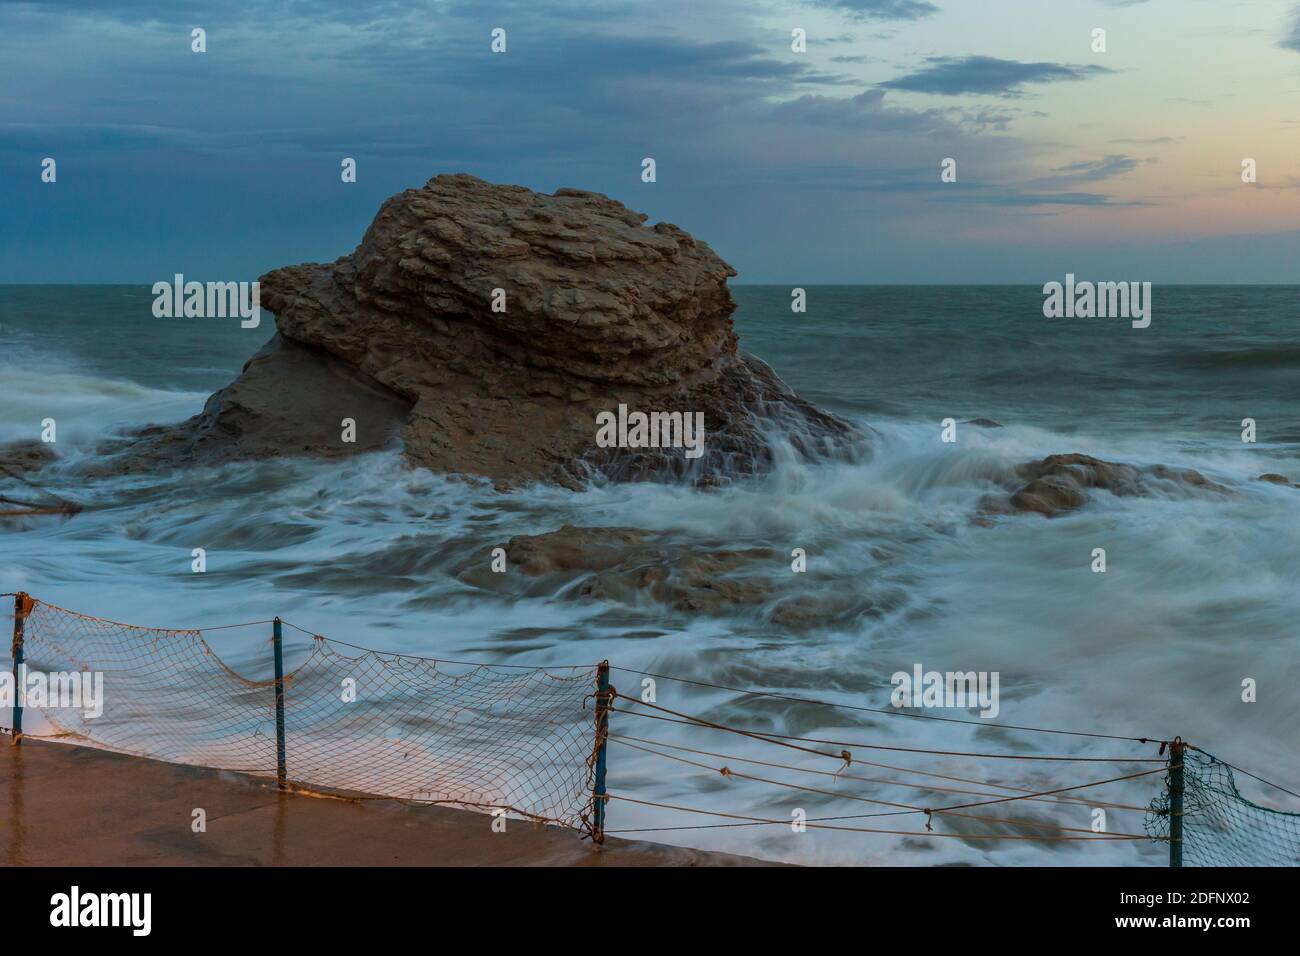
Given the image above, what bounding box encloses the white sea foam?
[0,361,206,450]
[3,345,1298,866]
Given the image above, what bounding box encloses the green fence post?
[1169,737,1184,867]
[272,617,287,789]
[10,593,29,746]
[592,660,611,844]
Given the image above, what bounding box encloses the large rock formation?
[120,174,862,486]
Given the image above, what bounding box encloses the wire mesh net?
[10,600,601,832]
[1145,748,1300,867]
[9,596,1299,862]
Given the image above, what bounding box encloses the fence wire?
[5,595,1298,864]
[9,600,600,832]
[1146,748,1300,867]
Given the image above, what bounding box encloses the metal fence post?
[10,593,31,746]
[272,617,287,789]
[1168,737,1184,867]
[592,660,611,844]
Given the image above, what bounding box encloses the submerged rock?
[501,525,657,575]
[0,440,58,475]
[1010,454,1141,516]
[116,174,862,485]
[983,452,1232,518]
[456,524,874,628]
[496,524,776,613]
[0,441,79,518]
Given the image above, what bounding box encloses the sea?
[2,283,1297,866]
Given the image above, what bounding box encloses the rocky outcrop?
[0,440,58,475]
[489,524,777,614]
[117,174,862,486]
[983,453,1232,518]
[0,441,79,517]
[455,524,875,627]
[106,335,412,472]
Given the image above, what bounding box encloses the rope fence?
[3,592,1296,864]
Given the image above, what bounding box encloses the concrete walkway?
[0,737,767,866]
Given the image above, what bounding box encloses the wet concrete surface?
[0,737,769,866]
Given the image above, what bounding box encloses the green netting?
[10,600,602,833]
[10,594,1298,863]
[1146,748,1300,867]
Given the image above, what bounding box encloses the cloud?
[881,55,1115,96]
[809,0,939,20]
[2,0,406,25]
[1043,154,1143,183]
[0,0,1241,283]
[1109,136,1182,144]
[940,105,1044,132]
[953,191,1152,207]
[771,88,950,133]
[1283,6,1300,52]
[1008,154,1155,198]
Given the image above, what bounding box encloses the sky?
[2,0,1299,283]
